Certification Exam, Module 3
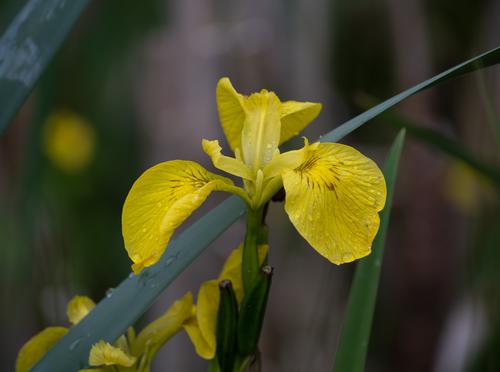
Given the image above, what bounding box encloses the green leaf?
[0,0,91,135]
[33,196,246,371]
[321,46,500,143]
[382,110,500,188]
[333,129,406,372]
[33,47,500,371]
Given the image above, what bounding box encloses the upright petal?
[122,160,236,273]
[133,292,194,356]
[183,280,219,359]
[279,101,322,144]
[216,77,245,151]
[89,341,136,367]
[241,90,282,170]
[282,143,386,264]
[16,327,68,372]
[67,295,96,325]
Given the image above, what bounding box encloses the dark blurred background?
[1,0,499,371]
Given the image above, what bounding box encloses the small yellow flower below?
[182,243,268,359]
[89,341,136,367]
[16,327,68,372]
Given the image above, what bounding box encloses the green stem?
[242,207,265,295]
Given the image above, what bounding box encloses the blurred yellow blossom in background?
[43,110,96,173]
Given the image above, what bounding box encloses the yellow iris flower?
[16,294,191,372]
[122,77,386,273]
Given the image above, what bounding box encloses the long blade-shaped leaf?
[0,0,90,134]
[35,48,499,371]
[333,129,406,372]
[33,196,246,371]
[383,111,500,188]
[321,46,500,143]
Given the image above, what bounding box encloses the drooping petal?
[279,101,322,145]
[218,244,269,303]
[89,341,136,367]
[216,77,245,151]
[241,90,282,170]
[122,160,236,273]
[202,139,253,181]
[133,292,194,356]
[16,327,68,372]
[67,295,96,325]
[282,143,386,264]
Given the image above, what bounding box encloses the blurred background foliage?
[0,0,499,371]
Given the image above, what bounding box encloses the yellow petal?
[259,175,285,207]
[183,280,219,359]
[216,77,245,151]
[241,90,282,170]
[183,317,211,360]
[258,139,311,206]
[183,245,269,359]
[89,341,136,367]
[279,101,322,145]
[202,139,253,180]
[16,327,68,372]
[67,295,96,325]
[122,160,236,273]
[218,244,269,303]
[262,138,310,180]
[133,292,194,356]
[282,142,386,264]
[114,335,130,355]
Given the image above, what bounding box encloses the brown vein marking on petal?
[294,154,341,198]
